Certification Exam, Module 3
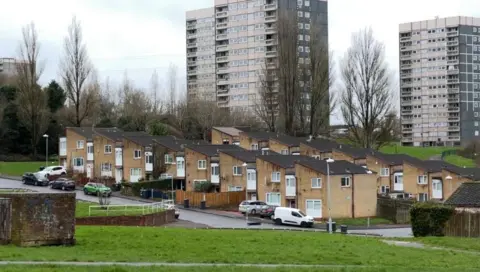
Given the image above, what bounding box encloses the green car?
[83,182,112,197]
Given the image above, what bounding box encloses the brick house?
[295,159,377,219]
[255,155,315,208]
[299,138,339,159]
[331,144,372,166]
[184,144,243,192]
[239,131,276,151]
[268,135,303,155]
[210,127,243,145]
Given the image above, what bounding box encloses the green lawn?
[75,201,162,218]
[416,236,480,252]
[443,155,477,167]
[0,227,479,270]
[329,217,393,226]
[380,144,456,160]
[0,161,55,176]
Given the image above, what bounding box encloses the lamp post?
[171,162,176,204]
[43,134,49,167]
[242,162,248,224]
[446,175,452,197]
[326,158,334,234]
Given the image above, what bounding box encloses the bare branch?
[254,63,278,132]
[166,63,177,115]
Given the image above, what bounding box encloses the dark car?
[50,178,76,191]
[259,205,278,219]
[22,173,49,186]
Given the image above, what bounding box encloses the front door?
[432,179,443,199]
[211,163,219,184]
[115,169,123,183]
[250,193,257,201]
[86,164,92,178]
[394,173,404,191]
[176,157,185,177]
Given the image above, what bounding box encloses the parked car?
[37,166,67,179]
[259,205,278,219]
[83,182,112,197]
[238,200,267,215]
[50,178,76,191]
[22,173,49,186]
[273,207,314,228]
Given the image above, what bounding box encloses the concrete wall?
[0,198,11,244]
[0,192,75,247]
[76,210,176,226]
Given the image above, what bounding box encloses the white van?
[273,207,314,228]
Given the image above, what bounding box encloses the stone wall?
[76,209,176,226]
[0,198,11,244]
[0,192,76,247]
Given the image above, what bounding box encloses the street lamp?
[43,134,49,167]
[171,162,176,204]
[242,162,248,224]
[326,158,334,234]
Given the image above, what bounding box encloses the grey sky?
[0,0,479,123]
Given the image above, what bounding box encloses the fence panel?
[376,196,414,224]
[445,211,480,237]
[175,190,245,208]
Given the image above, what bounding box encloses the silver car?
[238,200,267,215]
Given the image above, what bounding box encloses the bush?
[410,202,454,237]
[121,179,173,196]
[194,181,213,192]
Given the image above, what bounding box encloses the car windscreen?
[298,211,307,217]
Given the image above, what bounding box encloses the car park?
[238,200,267,215]
[50,178,76,191]
[83,182,112,197]
[22,172,49,186]
[273,207,314,228]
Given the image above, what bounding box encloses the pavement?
[0,176,414,237]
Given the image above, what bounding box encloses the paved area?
[0,177,413,237]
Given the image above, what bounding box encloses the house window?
[198,160,207,169]
[311,155,321,160]
[76,140,84,149]
[134,150,141,159]
[380,168,390,177]
[228,185,243,192]
[101,163,112,172]
[60,141,67,150]
[145,154,153,164]
[271,172,281,182]
[311,178,322,188]
[87,145,94,154]
[130,168,142,176]
[418,193,428,202]
[164,154,173,164]
[233,166,243,176]
[104,145,112,154]
[266,192,281,205]
[341,176,351,187]
[417,175,428,184]
[380,185,390,194]
[251,144,258,150]
[280,149,289,155]
[73,157,84,167]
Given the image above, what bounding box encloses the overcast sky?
[0,0,479,123]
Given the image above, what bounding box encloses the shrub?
[410,202,454,237]
[120,179,174,196]
[194,181,213,192]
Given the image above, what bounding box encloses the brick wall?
[75,209,176,226]
[0,198,11,244]
[0,192,76,247]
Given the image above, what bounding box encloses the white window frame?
[76,140,84,149]
[341,176,351,187]
[87,145,94,154]
[60,141,67,150]
[130,168,142,176]
[311,155,321,160]
[134,149,142,159]
[145,154,153,164]
[417,175,428,185]
[271,171,281,182]
[251,143,258,150]
[380,168,390,177]
[311,178,322,188]
[280,149,289,155]
[418,193,428,202]
[101,163,112,172]
[233,166,242,176]
[266,192,281,206]
[228,185,243,192]
[380,185,390,194]
[164,154,174,164]
[104,145,112,154]
[73,157,84,167]
[198,160,207,170]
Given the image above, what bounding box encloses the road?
[0,177,412,236]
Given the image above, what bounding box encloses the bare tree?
[59,16,93,126]
[150,69,163,115]
[308,23,335,137]
[276,10,300,135]
[166,63,177,115]
[254,64,277,132]
[118,73,152,131]
[190,94,229,140]
[15,22,50,157]
[340,28,393,149]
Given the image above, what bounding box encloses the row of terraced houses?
[59,126,480,219]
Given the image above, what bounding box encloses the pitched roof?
[270,134,303,147]
[220,150,276,163]
[301,138,339,152]
[124,135,176,147]
[94,128,148,141]
[67,127,119,139]
[445,182,480,207]
[367,151,424,166]
[241,131,277,141]
[256,155,315,169]
[411,160,466,175]
[155,138,208,152]
[297,159,372,175]
[186,144,243,157]
[334,144,373,159]
[213,127,243,137]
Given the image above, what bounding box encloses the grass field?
[75,201,162,218]
[380,144,456,160]
[329,217,392,226]
[443,155,477,167]
[417,236,480,252]
[0,161,55,176]
[0,227,479,270]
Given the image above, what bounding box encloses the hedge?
[121,179,173,196]
[410,202,454,237]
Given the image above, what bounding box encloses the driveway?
[0,177,413,236]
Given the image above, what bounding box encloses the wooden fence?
[445,210,480,237]
[0,198,11,244]
[376,196,414,224]
[175,190,245,208]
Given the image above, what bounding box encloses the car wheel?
[61,172,66,176]
[35,181,39,186]
[260,215,264,218]
[300,221,307,228]
[62,186,65,191]
[22,179,26,184]
[250,209,256,215]
[83,189,88,195]
[275,218,282,225]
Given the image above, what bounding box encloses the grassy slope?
[0,227,479,270]
[75,201,160,218]
[0,161,50,176]
[418,236,480,252]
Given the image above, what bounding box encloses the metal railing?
[88,202,165,216]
